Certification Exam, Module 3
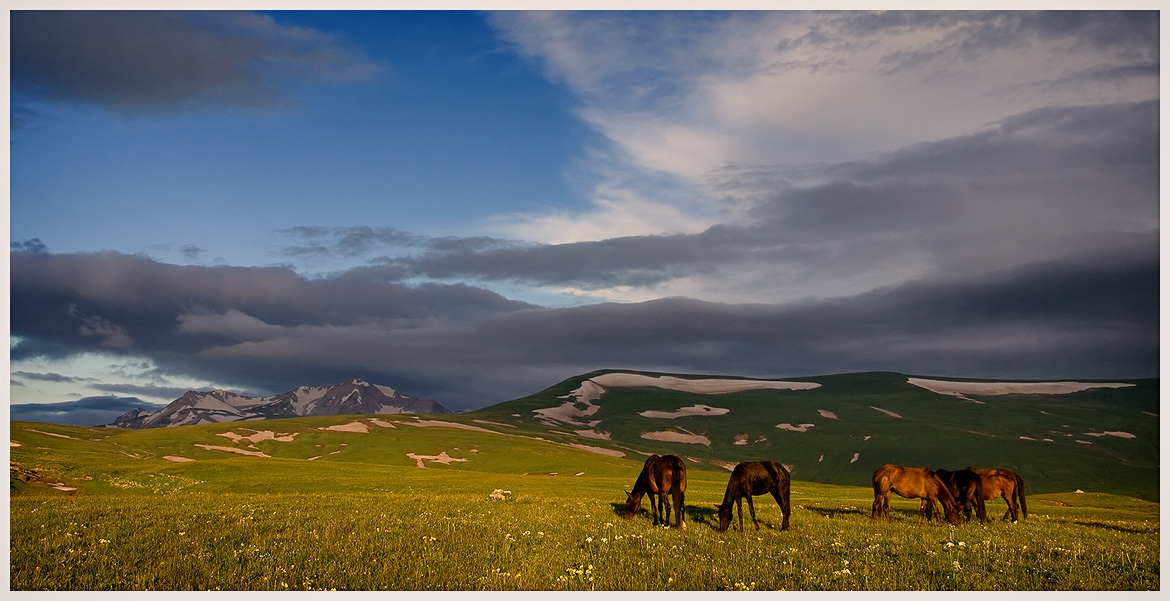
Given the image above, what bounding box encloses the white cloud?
[489,10,1158,248]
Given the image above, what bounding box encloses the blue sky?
[9,10,1161,413]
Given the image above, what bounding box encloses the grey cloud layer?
[10,11,379,113]
[348,101,1156,297]
[11,242,1157,411]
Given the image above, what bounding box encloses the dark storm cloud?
[9,240,1157,411]
[10,11,380,114]
[11,397,167,427]
[11,371,91,384]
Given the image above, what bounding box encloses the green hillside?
[468,370,1160,501]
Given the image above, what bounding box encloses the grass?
[8,416,1160,591]
[10,470,1159,591]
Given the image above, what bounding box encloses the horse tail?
[669,457,686,528]
[1015,473,1027,519]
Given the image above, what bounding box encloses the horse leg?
[747,494,759,530]
[736,497,744,532]
[772,485,791,532]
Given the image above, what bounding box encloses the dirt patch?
[776,423,815,433]
[639,404,730,419]
[318,421,369,433]
[640,429,711,446]
[907,377,1135,397]
[193,444,270,457]
[818,409,838,420]
[11,441,21,447]
[163,456,196,462]
[870,406,903,419]
[367,419,397,428]
[734,434,749,446]
[406,451,469,468]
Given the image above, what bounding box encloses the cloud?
[368,101,1157,305]
[488,11,1158,243]
[11,371,91,384]
[11,397,167,427]
[10,239,1157,411]
[10,11,381,115]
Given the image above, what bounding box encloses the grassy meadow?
[9,415,1161,591]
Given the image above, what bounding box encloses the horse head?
[716,502,732,532]
[622,490,641,519]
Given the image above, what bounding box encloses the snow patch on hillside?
[402,420,495,433]
[908,378,1135,397]
[406,451,468,468]
[776,423,815,433]
[1083,431,1136,439]
[870,406,903,418]
[639,404,729,419]
[536,373,818,427]
[640,429,711,446]
[592,373,820,394]
[194,444,270,457]
[566,443,625,457]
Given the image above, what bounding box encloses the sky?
[8,9,1162,414]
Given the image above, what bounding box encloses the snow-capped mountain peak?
[110,380,451,429]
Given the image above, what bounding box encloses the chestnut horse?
[968,467,1027,522]
[623,454,687,529]
[717,461,791,533]
[871,464,961,526]
[934,468,988,524]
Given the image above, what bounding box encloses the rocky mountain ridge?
[110,379,451,428]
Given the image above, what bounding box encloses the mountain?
[110,379,451,429]
[467,370,1160,500]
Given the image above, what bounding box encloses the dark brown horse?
[623,454,687,529]
[968,467,1027,522]
[717,461,791,532]
[871,464,961,526]
[934,468,988,524]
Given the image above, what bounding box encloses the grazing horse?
[717,461,791,532]
[871,464,961,526]
[623,454,687,529]
[968,467,1027,522]
[934,468,988,524]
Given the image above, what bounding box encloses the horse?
[934,468,988,524]
[871,464,961,526]
[968,467,1027,522]
[623,454,687,529]
[717,461,791,533]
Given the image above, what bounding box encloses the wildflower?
[585,537,593,543]
[958,541,966,546]
[953,561,961,570]
[600,538,608,543]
